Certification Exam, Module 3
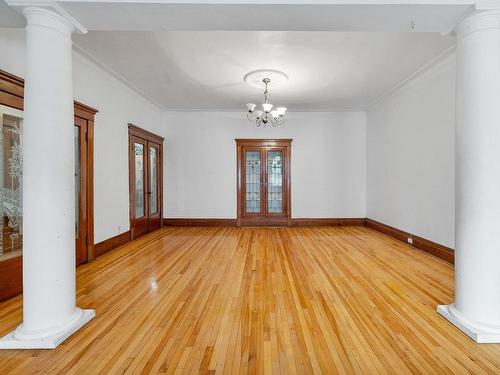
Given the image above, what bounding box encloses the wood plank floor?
[1,226,500,374]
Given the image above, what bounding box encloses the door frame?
[0,69,97,301]
[128,124,164,240]
[236,139,292,227]
[74,101,98,263]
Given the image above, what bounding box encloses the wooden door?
[147,141,162,231]
[0,65,97,301]
[236,139,292,227]
[74,117,88,266]
[128,124,164,239]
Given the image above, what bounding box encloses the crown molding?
[367,44,456,110]
[162,107,365,113]
[6,0,87,33]
[476,0,500,10]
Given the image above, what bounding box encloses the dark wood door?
[236,139,292,227]
[74,117,88,266]
[128,125,164,239]
[129,135,149,239]
[147,141,162,232]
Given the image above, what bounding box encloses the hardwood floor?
[1,226,500,374]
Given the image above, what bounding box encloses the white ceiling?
[60,2,472,32]
[74,31,455,110]
[2,1,461,110]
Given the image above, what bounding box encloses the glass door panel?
[74,117,88,266]
[266,150,283,214]
[149,146,158,215]
[245,150,261,214]
[74,126,80,239]
[134,142,146,218]
[0,105,23,260]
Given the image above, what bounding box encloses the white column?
[0,7,94,349]
[438,10,500,343]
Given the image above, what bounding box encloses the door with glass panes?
[236,139,291,227]
[0,95,97,301]
[129,124,163,239]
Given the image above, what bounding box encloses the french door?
[73,101,97,266]
[129,124,163,239]
[236,139,292,227]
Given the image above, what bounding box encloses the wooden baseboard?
[365,218,409,243]
[163,218,366,227]
[412,235,454,264]
[163,218,237,227]
[95,230,131,257]
[292,218,366,227]
[365,218,454,264]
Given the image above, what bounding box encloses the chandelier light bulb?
[262,103,273,113]
[246,103,257,112]
[276,107,287,116]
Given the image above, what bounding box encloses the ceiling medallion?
[244,69,288,127]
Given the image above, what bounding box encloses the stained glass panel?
[245,151,261,213]
[0,105,23,259]
[267,151,283,214]
[74,126,80,239]
[150,147,158,215]
[135,143,145,218]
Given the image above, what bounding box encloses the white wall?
[163,111,367,219]
[2,25,456,247]
[0,28,164,243]
[2,27,367,245]
[72,54,164,242]
[367,53,455,248]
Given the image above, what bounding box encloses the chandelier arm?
[271,116,279,127]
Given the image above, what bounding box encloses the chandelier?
[244,70,288,127]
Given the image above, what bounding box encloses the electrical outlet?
[407,237,413,245]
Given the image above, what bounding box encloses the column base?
[438,304,500,343]
[0,308,95,349]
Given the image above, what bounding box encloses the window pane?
[245,151,261,213]
[74,126,80,239]
[0,106,23,259]
[149,147,158,215]
[267,151,283,213]
[134,143,144,218]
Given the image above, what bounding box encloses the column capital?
[456,10,500,39]
[6,0,87,34]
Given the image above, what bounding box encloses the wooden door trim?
[129,123,164,144]
[0,70,23,111]
[236,139,292,227]
[235,139,292,147]
[128,124,164,240]
[74,102,98,262]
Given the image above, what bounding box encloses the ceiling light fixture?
[244,69,288,127]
